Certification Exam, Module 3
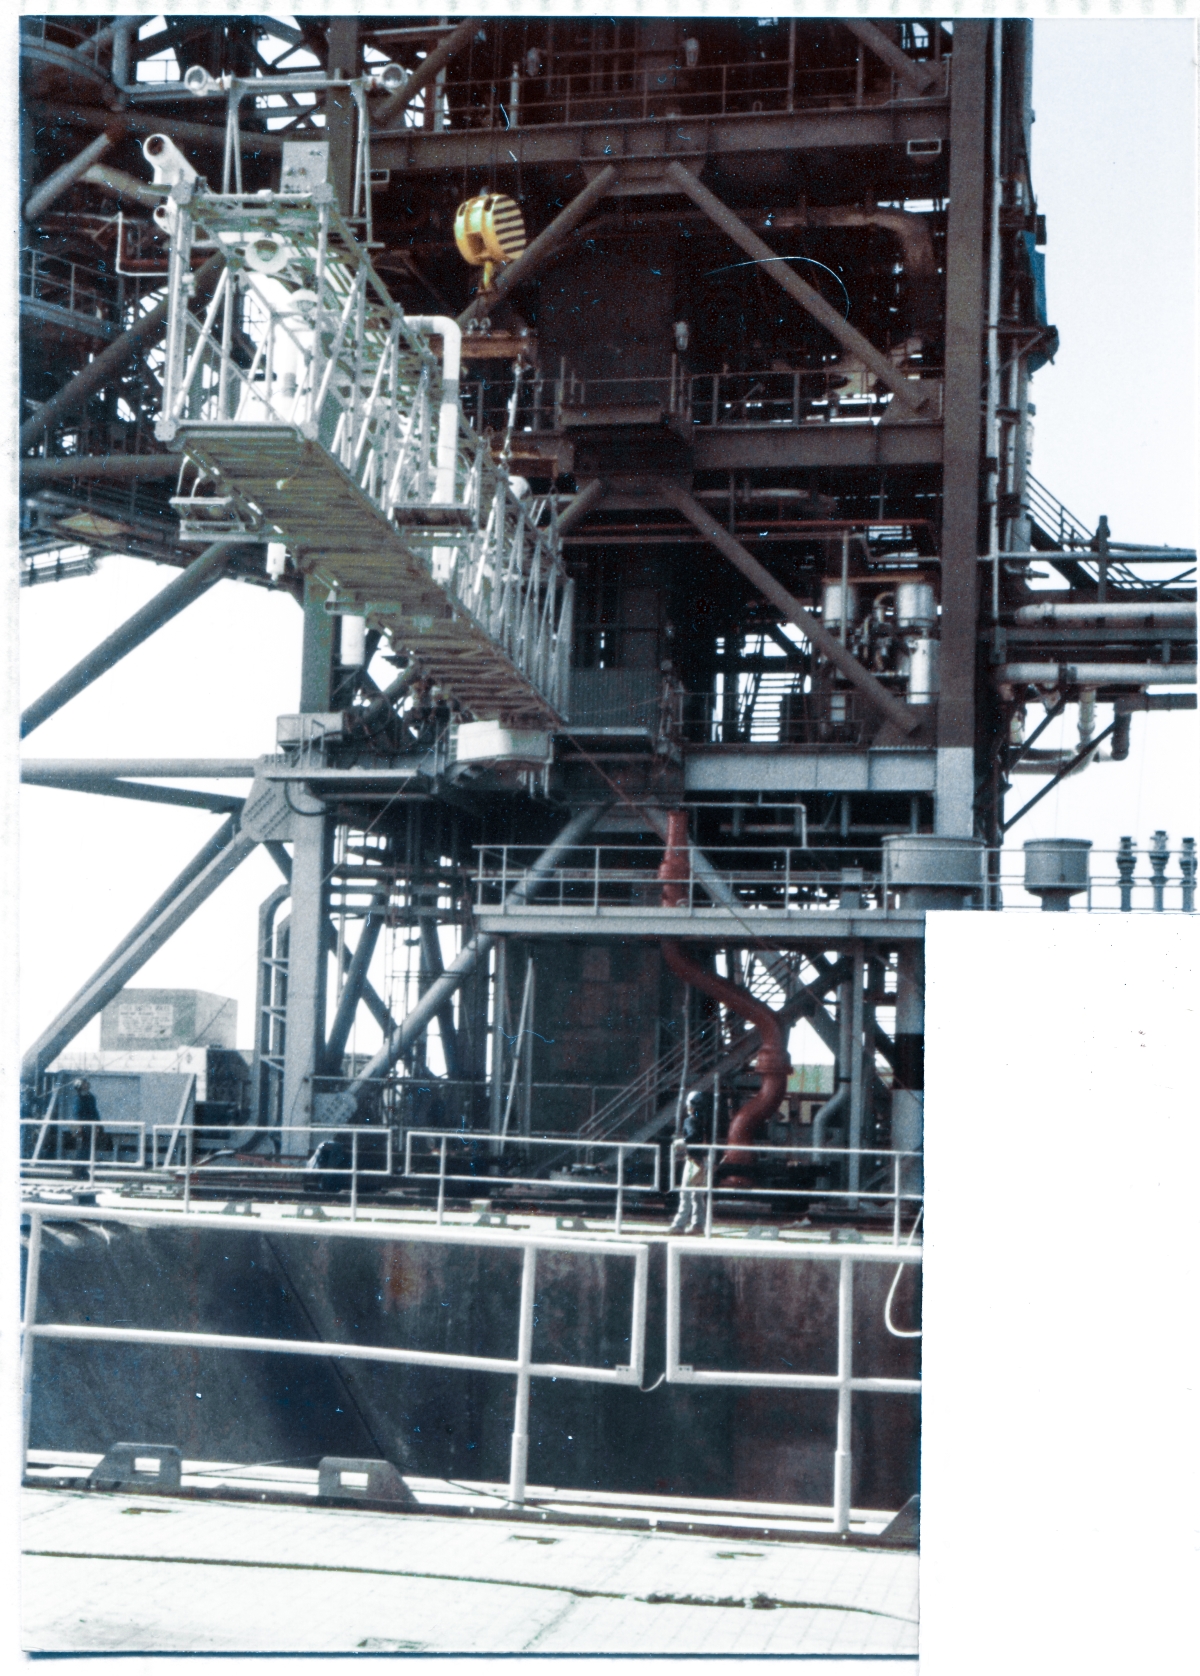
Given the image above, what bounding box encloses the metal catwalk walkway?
[177,424,567,722]
[153,158,572,725]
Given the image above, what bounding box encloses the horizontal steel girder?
[473,906,928,942]
[692,419,942,472]
[371,104,949,175]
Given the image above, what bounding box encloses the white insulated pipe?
[999,664,1196,685]
[1013,602,1196,626]
[406,315,461,504]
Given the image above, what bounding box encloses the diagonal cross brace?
[22,822,260,1083]
[660,482,920,734]
[20,539,239,738]
[664,162,927,415]
[842,21,942,95]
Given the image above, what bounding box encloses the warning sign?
[116,1003,175,1040]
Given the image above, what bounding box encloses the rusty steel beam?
[664,162,925,415]
[842,21,941,95]
[371,17,482,129]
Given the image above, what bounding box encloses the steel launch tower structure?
[17,16,1197,1519]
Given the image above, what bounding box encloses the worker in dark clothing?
[670,1090,712,1235]
[69,1079,102,1176]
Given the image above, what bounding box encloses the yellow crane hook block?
[454,193,527,292]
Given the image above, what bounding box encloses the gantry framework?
[19,18,1197,1198]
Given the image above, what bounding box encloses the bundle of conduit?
[657,809,790,1186]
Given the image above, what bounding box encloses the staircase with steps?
[567,951,816,1153]
[1026,474,1196,593]
[154,183,572,725]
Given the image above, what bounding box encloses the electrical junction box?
[280,141,329,195]
[454,720,552,766]
[277,712,344,750]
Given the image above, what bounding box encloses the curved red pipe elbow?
[658,811,790,1176]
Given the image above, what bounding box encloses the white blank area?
[920,912,1198,1674]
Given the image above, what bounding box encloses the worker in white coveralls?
[670,1090,712,1235]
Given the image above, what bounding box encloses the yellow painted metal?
[454,193,527,292]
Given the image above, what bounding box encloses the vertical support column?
[937,20,991,837]
[848,943,866,1200]
[892,943,926,1153]
[21,1212,43,1473]
[281,579,334,1150]
[489,940,507,1136]
[508,1244,538,1506]
[299,577,335,712]
[834,968,854,1180]
[520,952,535,1138]
[832,1254,854,1534]
[325,19,360,218]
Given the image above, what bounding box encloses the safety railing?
[19,249,124,333]
[151,1124,392,1217]
[989,841,1197,914]
[1025,472,1094,551]
[154,179,574,721]
[668,1142,922,1245]
[474,844,890,918]
[665,1239,921,1534]
[473,841,1198,919]
[402,1130,662,1234]
[20,1204,649,1507]
[1018,475,1193,593]
[462,366,942,439]
[439,52,948,133]
[687,368,942,429]
[20,1118,147,1177]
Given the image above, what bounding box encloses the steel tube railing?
[473,844,1198,916]
[21,1118,146,1172]
[672,1143,922,1230]
[665,1238,921,1533]
[403,1130,662,1203]
[21,1205,649,1509]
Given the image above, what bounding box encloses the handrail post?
[350,1129,359,1222]
[508,1244,538,1506]
[22,1210,43,1475]
[183,1125,193,1215]
[893,1153,902,1245]
[615,1145,625,1234]
[833,1254,854,1533]
[704,1143,715,1239]
[436,1136,447,1225]
[88,1121,97,1185]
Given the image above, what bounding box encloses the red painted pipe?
[658,810,790,1177]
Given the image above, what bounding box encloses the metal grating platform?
[180,425,562,724]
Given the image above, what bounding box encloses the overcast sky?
[17,18,1198,1059]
